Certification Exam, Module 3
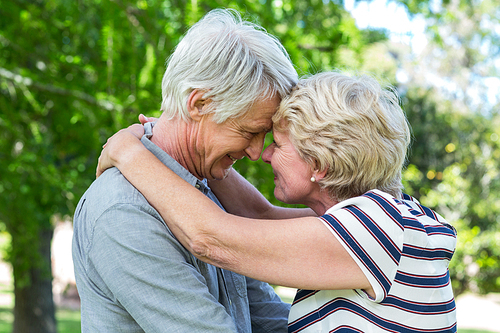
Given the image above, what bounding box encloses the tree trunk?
[12,228,56,333]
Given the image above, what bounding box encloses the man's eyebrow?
[249,124,272,133]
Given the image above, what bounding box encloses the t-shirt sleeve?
[319,191,405,302]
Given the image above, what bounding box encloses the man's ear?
[187,89,207,122]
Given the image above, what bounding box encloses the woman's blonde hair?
[273,71,411,202]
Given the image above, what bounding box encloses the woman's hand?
[139,113,158,125]
[96,123,145,178]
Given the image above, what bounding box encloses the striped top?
[288,190,457,333]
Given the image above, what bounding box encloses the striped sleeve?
[319,191,405,302]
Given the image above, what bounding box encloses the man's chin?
[210,166,233,181]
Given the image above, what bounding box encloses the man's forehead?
[243,119,273,133]
[238,95,279,128]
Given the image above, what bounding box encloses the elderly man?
[72,9,298,333]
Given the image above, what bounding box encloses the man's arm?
[246,277,290,333]
[208,168,315,219]
[89,202,238,332]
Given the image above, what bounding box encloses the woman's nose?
[261,143,275,164]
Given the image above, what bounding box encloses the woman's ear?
[187,89,208,121]
[314,167,328,182]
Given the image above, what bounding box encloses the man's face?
[194,95,280,180]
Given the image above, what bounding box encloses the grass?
[0,243,81,333]
[0,278,81,333]
[55,308,81,333]
[0,305,81,333]
[0,279,81,333]
[0,306,13,332]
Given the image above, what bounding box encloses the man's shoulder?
[75,167,156,223]
[87,167,145,200]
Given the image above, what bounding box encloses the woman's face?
[262,122,317,205]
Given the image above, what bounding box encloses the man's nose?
[245,133,266,161]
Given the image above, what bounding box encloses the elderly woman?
[98,71,457,332]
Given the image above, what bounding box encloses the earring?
[310,176,316,183]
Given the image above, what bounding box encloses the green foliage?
[1,0,155,287]
[1,2,499,329]
[450,227,500,295]
[0,1,386,322]
[402,84,500,295]
[394,0,500,294]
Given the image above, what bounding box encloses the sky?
[344,0,428,53]
[344,0,500,109]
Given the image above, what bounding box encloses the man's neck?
[150,117,203,180]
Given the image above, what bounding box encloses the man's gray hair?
[160,9,298,123]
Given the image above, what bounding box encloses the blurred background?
[0,0,499,332]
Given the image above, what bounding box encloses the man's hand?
[96,124,145,178]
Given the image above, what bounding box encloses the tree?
[3,0,498,329]
[396,0,500,114]
[0,0,383,330]
[0,0,180,331]
[401,86,500,295]
[388,0,500,295]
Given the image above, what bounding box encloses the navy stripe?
[395,270,452,288]
[344,205,402,264]
[288,298,457,333]
[403,217,456,238]
[403,244,455,261]
[408,199,441,222]
[421,204,439,220]
[401,195,442,223]
[383,294,456,314]
[363,192,404,229]
[402,216,426,231]
[321,214,392,294]
[400,193,446,225]
[408,207,426,217]
[402,193,413,201]
[292,289,318,305]
[425,225,457,237]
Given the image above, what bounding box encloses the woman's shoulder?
[324,189,400,215]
